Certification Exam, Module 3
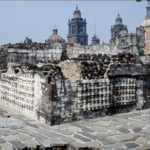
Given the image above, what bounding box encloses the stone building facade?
[141,4,150,54]
[1,44,150,125]
[110,12,145,51]
[92,35,100,45]
[24,37,32,44]
[45,28,65,45]
[67,6,88,46]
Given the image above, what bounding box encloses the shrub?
[139,50,144,56]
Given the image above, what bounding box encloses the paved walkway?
[0,108,150,150]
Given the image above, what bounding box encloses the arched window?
[121,39,125,45]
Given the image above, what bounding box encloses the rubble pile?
[28,64,63,84]
[77,52,140,80]
[111,52,139,64]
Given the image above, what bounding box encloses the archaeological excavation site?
[0,42,149,126]
[0,40,150,150]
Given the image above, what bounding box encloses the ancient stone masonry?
[1,41,150,125]
[110,77,136,106]
[77,79,111,112]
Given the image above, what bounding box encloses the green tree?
[139,50,145,56]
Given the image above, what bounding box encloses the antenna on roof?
[118,12,120,17]
[76,4,78,9]
[95,18,96,36]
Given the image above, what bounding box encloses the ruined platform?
[0,107,150,150]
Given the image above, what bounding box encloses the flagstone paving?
[1,108,150,149]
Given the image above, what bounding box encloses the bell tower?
[67,6,88,46]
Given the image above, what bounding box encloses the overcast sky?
[0,1,148,46]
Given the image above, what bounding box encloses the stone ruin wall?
[1,43,150,125]
[0,64,52,125]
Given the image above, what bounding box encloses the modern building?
[67,6,88,46]
[45,27,66,45]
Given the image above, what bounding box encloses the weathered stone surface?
[0,138,5,143]
[92,126,107,132]
[35,138,51,148]
[23,139,38,148]
[67,126,79,132]
[0,118,8,123]
[7,121,20,129]
[118,128,130,133]
[107,131,122,136]
[86,141,101,149]
[36,128,54,135]
[16,129,29,134]
[121,136,139,142]
[125,143,140,149]
[133,128,142,133]
[78,132,98,140]
[145,134,150,139]
[47,138,66,146]
[74,134,91,142]
[0,131,9,136]
[130,122,145,128]
[106,126,117,131]
[1,135,18,141]
[25,121,39,128]
[139,131,147,137]
[96,132,110,137]
[114,148,127,150]
[23,127,34,133]
[98,138,115,145]
[135,137,148,144]
[4,131,18,135]
[81,127,95,133]
[55,129,73,135]
[115,133,136,138]
[0,142,14,150]
[47,133,66,138]
[9,140,26,150]
[29,133,47,139]
[118,125,134,129]
[70,142,87,149]
[18,134,32,140]
[61,137,76,143]
[102,142,125,149]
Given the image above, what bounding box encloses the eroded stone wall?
[0,64,52,124]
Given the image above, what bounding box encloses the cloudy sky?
[0,1,148,46]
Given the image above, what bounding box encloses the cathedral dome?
[141,19,150,27]
[141,3,150,27]
[115,13,123,25]
[45,28,65,44]
[73,6,81,18]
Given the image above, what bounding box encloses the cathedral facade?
[67,6,88,46]
[110,12,145,51]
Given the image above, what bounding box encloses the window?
[72,26,76,34]
[121,39,125,45]
[83,26,85,34]
[80,26,82,34]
